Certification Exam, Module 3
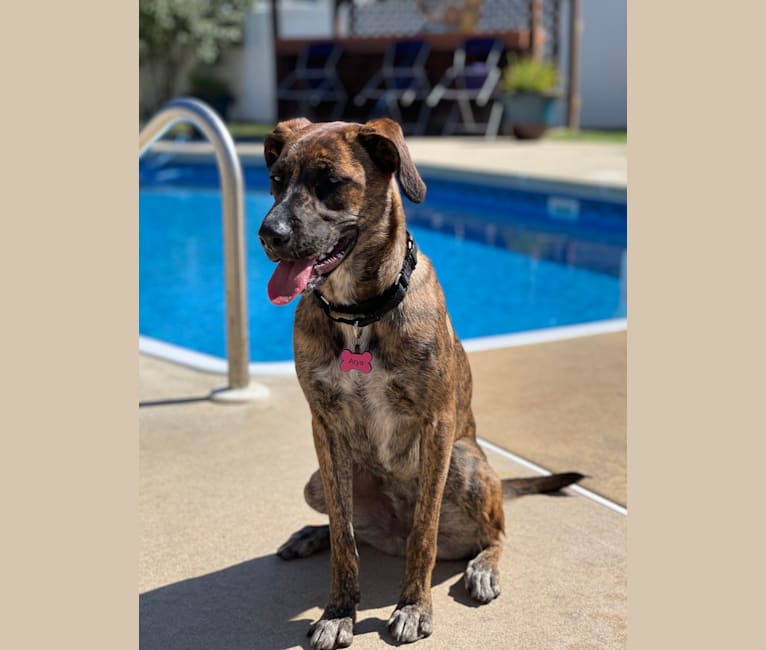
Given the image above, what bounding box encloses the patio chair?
[277,42,348,120]
[353,39,432,135]
[425,37,505,138]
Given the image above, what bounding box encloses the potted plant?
[499,56,560,140]
[187,70,235,122]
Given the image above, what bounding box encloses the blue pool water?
[140,159,626,362]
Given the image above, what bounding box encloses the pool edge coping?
[143,143,627,203]
[139,318,627,377]
[414,163,626,203]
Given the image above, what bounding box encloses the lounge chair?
[277,42,348,120]
[426,37,505,138]
[353,39,432,134]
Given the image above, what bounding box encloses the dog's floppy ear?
[358,118,426,203]
[264,118,312,168]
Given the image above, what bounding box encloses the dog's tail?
[502,472,586,498]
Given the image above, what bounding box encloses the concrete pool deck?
[140,343,626,649]
[149,135,627,193]
[140,136,627,648]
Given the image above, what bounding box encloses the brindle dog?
[258,117,582,649]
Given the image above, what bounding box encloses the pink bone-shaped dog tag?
[340,349,373,374]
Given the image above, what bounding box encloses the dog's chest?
[310,329,421,478]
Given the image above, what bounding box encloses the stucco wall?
[558,0,626,129]
[235,0,336,122]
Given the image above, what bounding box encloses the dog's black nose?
[259,219,292,251]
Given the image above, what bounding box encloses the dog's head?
[258,118,425,305]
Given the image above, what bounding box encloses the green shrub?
[140,0,251,114]
[188,70,234,99]
[500,56,559,94]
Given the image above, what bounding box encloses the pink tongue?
[267,259,316,305]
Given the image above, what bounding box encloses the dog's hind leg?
[279,469,409,559]
[464,541,503,603]
[277,470,330,560]
[439,439,585,602]
[277,524,330,560]
[438,437,505,603]
[304,468,328,513]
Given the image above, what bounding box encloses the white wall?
[234,0,336,122]
[234,6,276,123]
[559,0,626,129]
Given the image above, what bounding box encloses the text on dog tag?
[340,349,372,374]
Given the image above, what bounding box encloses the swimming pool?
[140,156,626,364]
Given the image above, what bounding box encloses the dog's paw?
[388,603,433,643]
[276,524,330,560]
[464,559,501,603]
[308,616,354,650]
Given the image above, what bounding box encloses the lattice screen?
[348,0,552,37]
[541,0,561,60]
[349,0,427,36]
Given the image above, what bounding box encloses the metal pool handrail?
[139,97,267,403]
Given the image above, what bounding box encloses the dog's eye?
[269,174,283,196]
[315,176,346,202]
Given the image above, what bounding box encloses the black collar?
[313,231,418,327]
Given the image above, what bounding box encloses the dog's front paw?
[464,558,501,603]
[308,615,354,650]
[277,524,330,560]
[388,603,433,643]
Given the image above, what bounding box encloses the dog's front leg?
[388,410,455,643]
[308,414,359,650]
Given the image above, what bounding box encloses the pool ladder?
[139,98,268,403]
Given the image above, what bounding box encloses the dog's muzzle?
[258,215,293,260]
[262,229,357,307]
